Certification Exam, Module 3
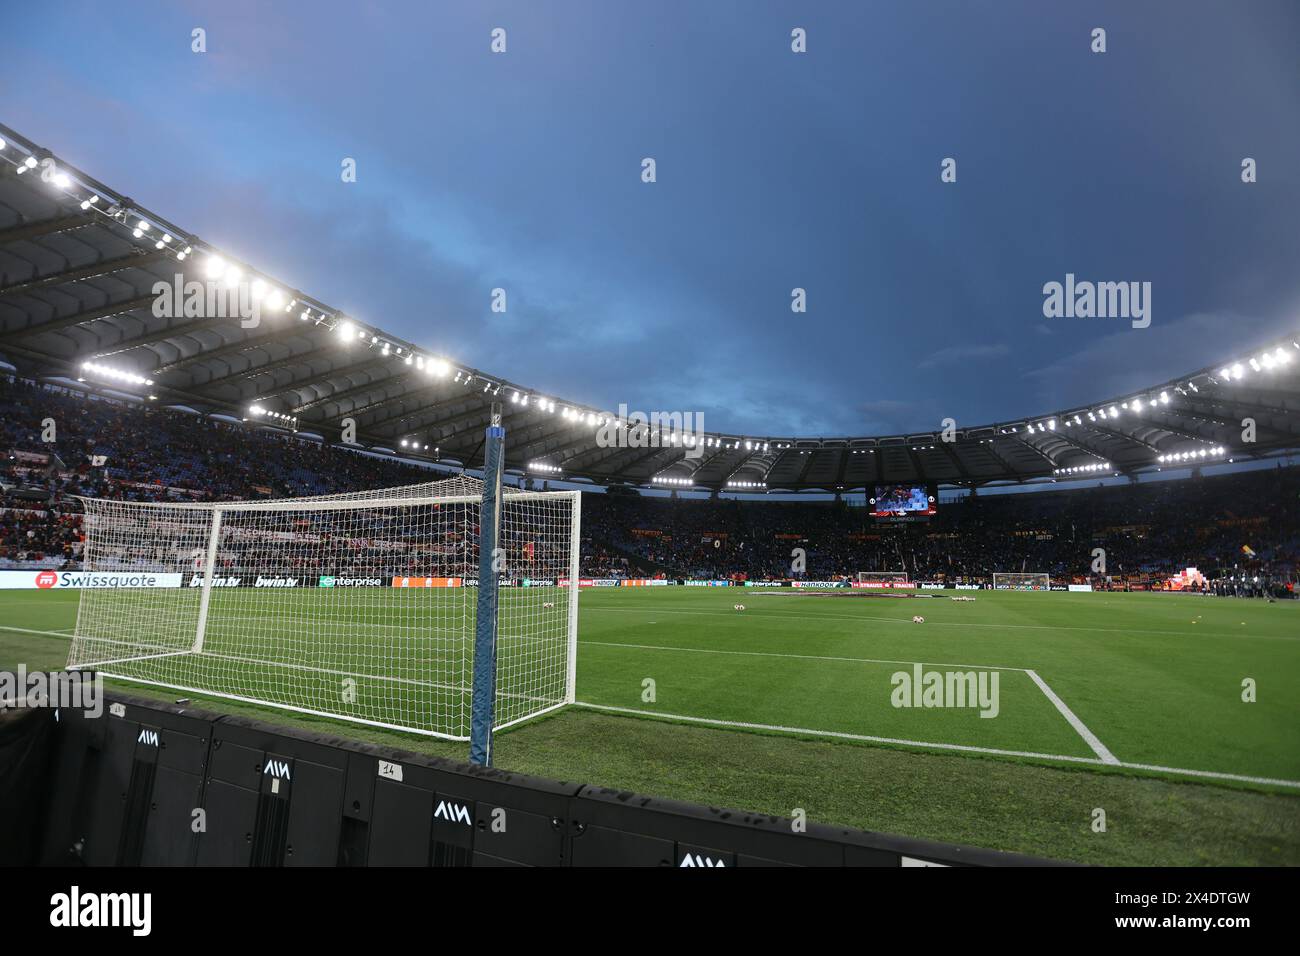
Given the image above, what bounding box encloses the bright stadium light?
[1231,363,1244,378]
[204,255,226,279]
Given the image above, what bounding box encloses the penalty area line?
[1025,669,1119,765]
[571,702,1300,789]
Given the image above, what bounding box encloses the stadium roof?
[3,122,1299,494]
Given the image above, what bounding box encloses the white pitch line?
[573,702,1102,765]
[580,639,1031,672]
[1024,669,1119,764]
[0,624,74,638]
[573,702,1300,789]
[582,604,1300,643]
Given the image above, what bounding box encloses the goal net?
[856,571,911,587]
[992,572,1050,590]
[66,476,581,740]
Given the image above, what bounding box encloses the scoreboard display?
[870,484,937,518]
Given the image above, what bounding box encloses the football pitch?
[3,586,1299,865]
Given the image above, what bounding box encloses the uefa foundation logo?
[152,271,285,329]
[595,405,706,459]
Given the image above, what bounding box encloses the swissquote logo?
[50,886,152,936]
[433,799,473,826]
[35,570,58,589]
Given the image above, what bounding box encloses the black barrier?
[25,692,1063,867]
[0,706,55,865]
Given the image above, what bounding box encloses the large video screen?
[871,484,936,517]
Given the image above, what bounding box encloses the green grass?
[3,586,1299,865]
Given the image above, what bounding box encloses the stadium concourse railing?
[3,691,1066,868]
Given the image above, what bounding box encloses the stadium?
[0,4,1297,911]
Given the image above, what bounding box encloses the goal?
[992,572,1050,590]
[856,571,911,587]
[66,476,581,740]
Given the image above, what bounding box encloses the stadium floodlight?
[53,172,72,188]
[0,137,5,150]
[1231,363,1243,378]
[224,266,244,288]
[67,475,581,742]
[1108,406,1119,418]
[81,361,154,388]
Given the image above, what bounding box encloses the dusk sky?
[4,0,1298,438]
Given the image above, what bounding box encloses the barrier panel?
[22,691,1064,867]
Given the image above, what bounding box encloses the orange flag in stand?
[1241,545,1256,557]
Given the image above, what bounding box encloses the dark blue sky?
[4,0,1298,438]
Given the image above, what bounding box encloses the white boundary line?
[0,624,74,638]
[574,701,1103,763]
[1025,668,1119,764]
[578,639,1300,787]
[572,702,1300,789]
[583,604,1300,643]
[579,639,1029,672]
[582,638,1109,756]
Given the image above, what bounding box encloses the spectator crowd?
[3,376,1297,591]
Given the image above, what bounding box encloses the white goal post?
[66,476,582,740]
[992,572,1051,590]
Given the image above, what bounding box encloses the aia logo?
[433,800,473,826]
[35,571,57,589]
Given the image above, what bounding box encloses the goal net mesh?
[856,571,911,585]
[992,572,1051,590]
[66,477,580,739]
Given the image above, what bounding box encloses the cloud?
[1023,311,1295,411]
[918,343,1009,369]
